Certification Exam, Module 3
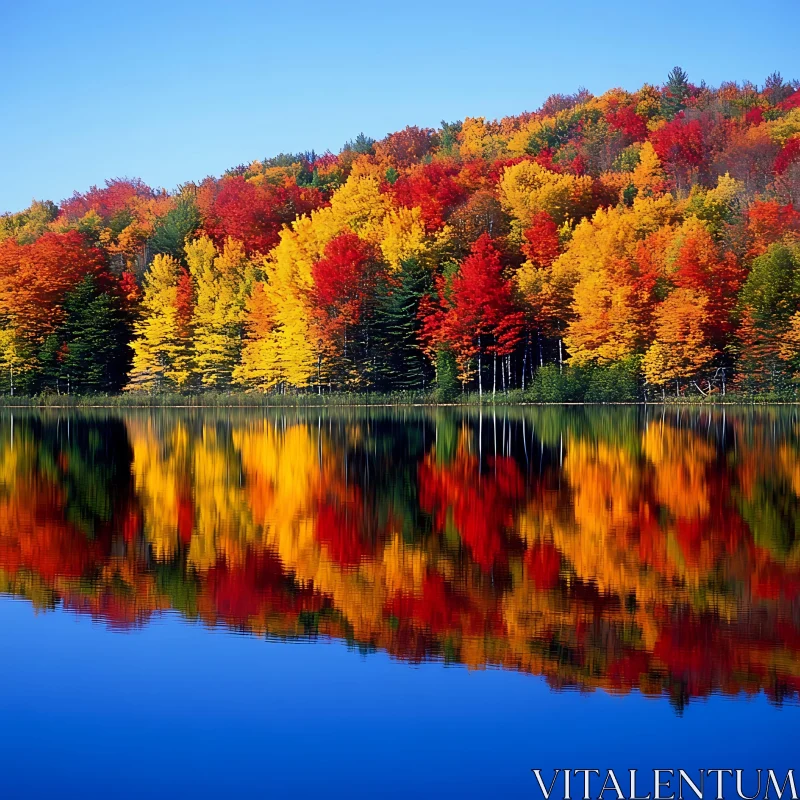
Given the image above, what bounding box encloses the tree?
[746,201,800,258]
[186,236,253,388]
[735,243,800,391]
[202,176,324,255]
[0,200,58,244]
[650,116,709,193]
[312,232,381,387]
[643,289,717,393]
[390,161,467,231]
[50,276,131,392]
[150,194,201,259]
[522,211,561,267]
[421,235,523,393]
[0,231,107,347]
[126,254,192,391]
[632,142,668,197]
[662,66,691,119]
[499,160,594,226]
[373,258,434,391]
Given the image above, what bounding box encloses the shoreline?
[0,395,798,409]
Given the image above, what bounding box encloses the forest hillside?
[2,68,800,400]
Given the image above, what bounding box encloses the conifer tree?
[60,275,130,392]
[661,66,691,119]
[373,258,433,391]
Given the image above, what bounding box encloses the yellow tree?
[779,310,800,381]
[643,288,717,395]
[186,236,253,388]
[566,270,645,364]
[499,160,594,226]
[524,197,675,366]
[632,141,668,197]
[0,327,29,394]
[126,254,191,391]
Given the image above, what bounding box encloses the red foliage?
[175,266,194,337]
[522,212,561,268]
[672,226,744,340]
[778,89,800,111]
[605,105,648,141]
[390,161,468,230]
[650,115,708,178]
[59,178,155,222]
[744,107,764,126]
[774,137,800,175]
[375,126,437,168]
[312,232,377,326]
[0,231,108,342]
[745,200,800,257]
[420,235,525,374]
[119,270,141,304]
[202,176,325,254]
[534,148,560,172]
[487,156,529,184]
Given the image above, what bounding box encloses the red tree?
[522,211,561,268]
[390,161,467,231]
[202,176,325,254]
[421,234,524,391]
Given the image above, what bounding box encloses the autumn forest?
[2,68,800,400]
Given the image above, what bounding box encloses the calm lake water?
[1,406,798,797]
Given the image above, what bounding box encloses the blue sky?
[1,0,797,213]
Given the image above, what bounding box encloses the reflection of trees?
[1,407,800,706]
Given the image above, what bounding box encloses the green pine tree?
[150,194,201,260]
[373,259,434,391]
[60,275,131,393]
[661,66,690,120]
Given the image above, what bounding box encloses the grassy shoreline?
[0,390,797,408]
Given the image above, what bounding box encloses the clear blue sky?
[1,0,797,214]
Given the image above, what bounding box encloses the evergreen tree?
[150,195,201,260]
[735,244,800,392]
[373,259,434,391]
[662,66,690,119]
[61,276,131,392]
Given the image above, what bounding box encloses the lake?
[0,406,798,797]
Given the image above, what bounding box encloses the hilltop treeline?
[2,68,800,399]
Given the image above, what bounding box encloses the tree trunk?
[493,353,496,398]
[521,336,528,391]
[478,336,482,397]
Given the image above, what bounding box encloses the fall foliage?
[2,69,800,397]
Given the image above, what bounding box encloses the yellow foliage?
[126,254,191,391]
[187,236,253,387]
[632,142,666,196]
[499,160,593,226]
[379,206,428,270]
[459,117,505,159]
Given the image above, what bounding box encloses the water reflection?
[1,406,799,710]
